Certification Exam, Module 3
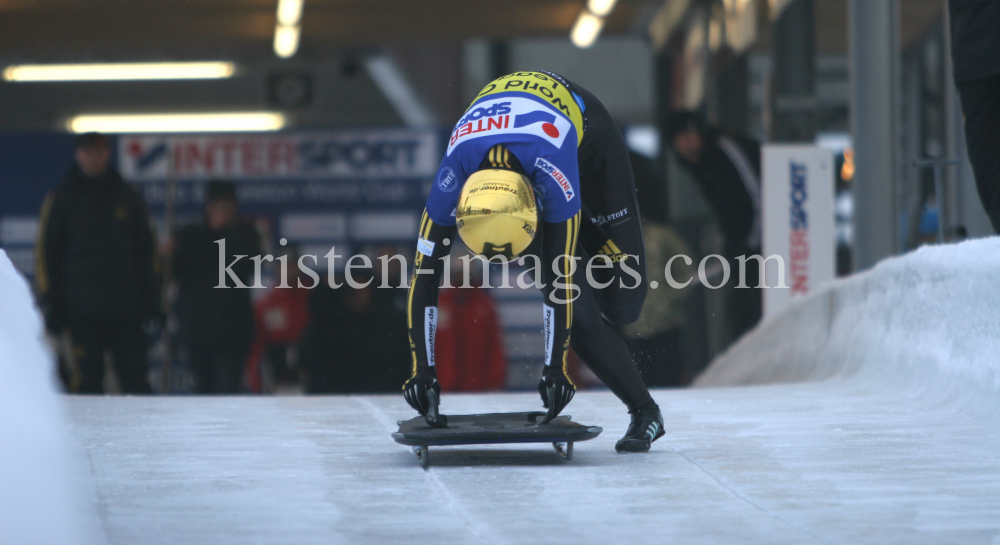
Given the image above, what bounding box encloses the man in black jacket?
[36,132,159,394]
[173,181,261,393]
[666,111,762,340]
[949,0,1000,232]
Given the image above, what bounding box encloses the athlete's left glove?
[403,368,447,428]
[538,365,575,424]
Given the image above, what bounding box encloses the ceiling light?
[274,25,301,58]
[571,12,605,49]
[587,0,617,17]
[2,62,235,82]
[277,0,304,26]
[66,112,286,133]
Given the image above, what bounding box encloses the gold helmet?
[456,168,538,259]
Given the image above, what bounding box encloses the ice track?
[65,386,999,545]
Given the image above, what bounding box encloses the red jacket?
[434,286,506,392]
[245,283,310,392]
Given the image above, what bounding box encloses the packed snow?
[0,250,95,545]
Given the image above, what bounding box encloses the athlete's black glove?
[538,366,576,424]
[403,369,447,427]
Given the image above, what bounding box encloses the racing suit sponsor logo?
[446,97,572,156]
[596,239,630,263]
[436,167,458,193]
[457,101,512,126]
[425,307,437,366]
[534,157,575,202]
[543,304,554,366]
[416,237,435,257]
[590,208,628,226]
[473,71,584,145]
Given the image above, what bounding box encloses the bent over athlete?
[403,71,664,452]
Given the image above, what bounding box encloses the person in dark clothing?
[35,132,159,394]
[666,111,762,340]
[172,180,261,394]
[298,272,410,394]
[949,0,1000,233]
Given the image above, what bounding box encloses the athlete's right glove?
[403,369,447,427]
[538,365,576,424]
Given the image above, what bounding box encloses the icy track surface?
[61,239,1000,545]
[67,388,999,545]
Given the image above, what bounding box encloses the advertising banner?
[761,145,835,318]
[117,130,440,263]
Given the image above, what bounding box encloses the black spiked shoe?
[615,407,665,453]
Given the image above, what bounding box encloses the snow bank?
[696,237,1000,400]
[0,250,87,544]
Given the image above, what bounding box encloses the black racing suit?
[406,73,657,413]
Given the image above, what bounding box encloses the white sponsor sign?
[0,216,38,245]
[118,129,438,181]
[279,213,347,241]
[761,145,835,318]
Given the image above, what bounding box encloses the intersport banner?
[117,130,440,260]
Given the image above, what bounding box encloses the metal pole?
[161,144,176,393]
[773,0,816,142]
[849,0,901,270]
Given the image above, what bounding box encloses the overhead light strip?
[587,0,618,17]
[3,62,235,82]
[67,113,286,133]
[571,0,616,49]
[274,0,304,58]
[571,12,606,49]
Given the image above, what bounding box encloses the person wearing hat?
[403,72,663,453]
[664,110,763,342]
[35,132,160,394]
[172,180,261,393]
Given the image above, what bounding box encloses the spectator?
[172,180,261,394]
[298,270,410,394]
[949,0,1000,232]
[35,132,159,394]
[433,261,506,392]
[245,244,310,393]
[620,151,692,386]
[666,111,762,340]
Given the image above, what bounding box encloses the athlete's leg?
[573,84,648,325]
[570,266,656,413]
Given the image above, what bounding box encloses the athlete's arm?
[537,212,581,421]
[403,209,455,416]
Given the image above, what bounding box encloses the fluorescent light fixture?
[2,62,235,82]
[587,0,617,17]
[274,24,301,58]
[67,112,286,133]
[571,11,604,49]
[277,0,304,26]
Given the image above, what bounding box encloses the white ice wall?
[0,249,87,545]
[696,237,1000,402]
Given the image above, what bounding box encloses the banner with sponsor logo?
[118,130,440,266]
[761,145,835,318]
